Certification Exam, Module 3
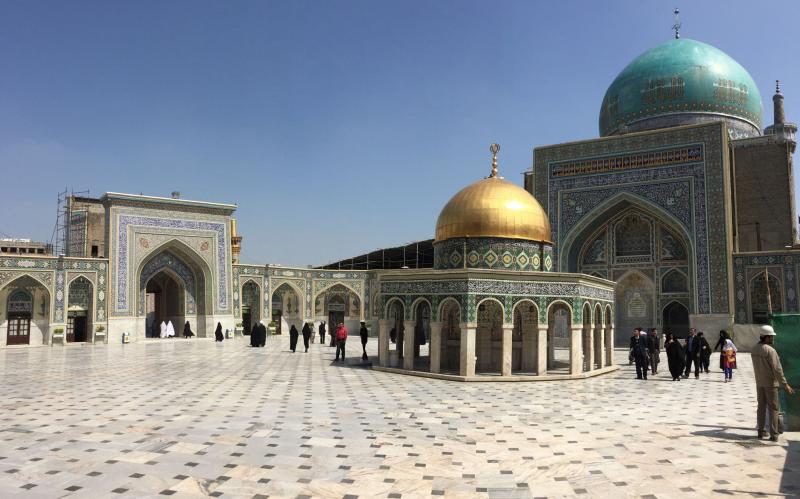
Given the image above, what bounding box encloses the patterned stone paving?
[0,337,797,498]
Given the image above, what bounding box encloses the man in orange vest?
[335,322,348,362]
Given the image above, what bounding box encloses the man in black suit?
[629,328,650,380]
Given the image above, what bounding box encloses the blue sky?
[1,1,798,266]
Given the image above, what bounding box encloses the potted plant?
[95,325,106,333]
[52,327,65,345]
[268,321,277,334]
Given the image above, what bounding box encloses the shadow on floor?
[711,490,793,497]
[690,425,761,443]
[780,439,800,495]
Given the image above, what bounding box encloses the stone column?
[459,325,476,377]
[584,326,594,372]
[521,327,537,372]
[501,326,513,376]
[536,325,547,375]
[570,326,583,374]
[403,320,416,370]
[605,327,614,366]
[378,320,390,367]
[429,322,442,374]
[595,325,605,368]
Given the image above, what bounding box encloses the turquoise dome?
[600,38,763,137]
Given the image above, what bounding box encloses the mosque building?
[527,35,797,348]
[0,30,796,376]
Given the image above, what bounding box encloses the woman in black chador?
[289,324,299,352]
[302,323,312,352]
[250,323,260,347]
[214,322,224,342]
[183,321,194,338]
[665,332,685,381]
[360,322,369,360]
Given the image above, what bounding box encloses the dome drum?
[433,237,554,272]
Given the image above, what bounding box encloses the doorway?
[242,306,252,335]
[7,314,31,345]
[67,312,88,342]
[662,301,690,338]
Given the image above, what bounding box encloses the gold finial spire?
[776,80,782,94]
[489,143,500,178]
[672,8,681,39]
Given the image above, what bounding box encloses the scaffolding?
[50,188,90,257]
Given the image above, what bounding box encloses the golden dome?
[435,146,552,243]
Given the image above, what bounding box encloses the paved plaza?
[0,337,797,498]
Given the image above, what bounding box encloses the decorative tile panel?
[535,123,731,314]
[113,213,228,314]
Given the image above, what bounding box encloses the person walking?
[335,322,348,362]
[359,321,369,360]
[714,330,731,370]
[696,332,712,374]
[319,321,326,345]
[722,338,737,383]
[752,325,795,441]
[647,327,660,375]
[183,321,194,338]
[665,333,685,381]
[683,328,698,378]
[329,324,337,347]
[302,322,312,352]
[289,324,299,352]
[629,328,649,380]
[214,322,224,342]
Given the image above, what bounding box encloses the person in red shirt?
[335,322,348,362]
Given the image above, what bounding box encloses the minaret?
[231,218,243,264]
[765,80,797,151]
[774,80,786,125]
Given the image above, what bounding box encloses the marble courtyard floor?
[0,338,797,498]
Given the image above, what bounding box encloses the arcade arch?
[411,299,431,370]
[137,241,212,339]
[67,276,93,343]
[0,275,50,346]
[439,298,461,373]
[547,301,572,373]
[512,300,538,374]
[240,280,261,335]
[385,298,405,367]
[475,298,503,374]
[314,284,361,336]
[749,271,783,324]
[271,282,303,336]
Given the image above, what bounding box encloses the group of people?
[148,320,196,339]
[629,327,737,382]
[629,324,795,442]
[284,321,370,361]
